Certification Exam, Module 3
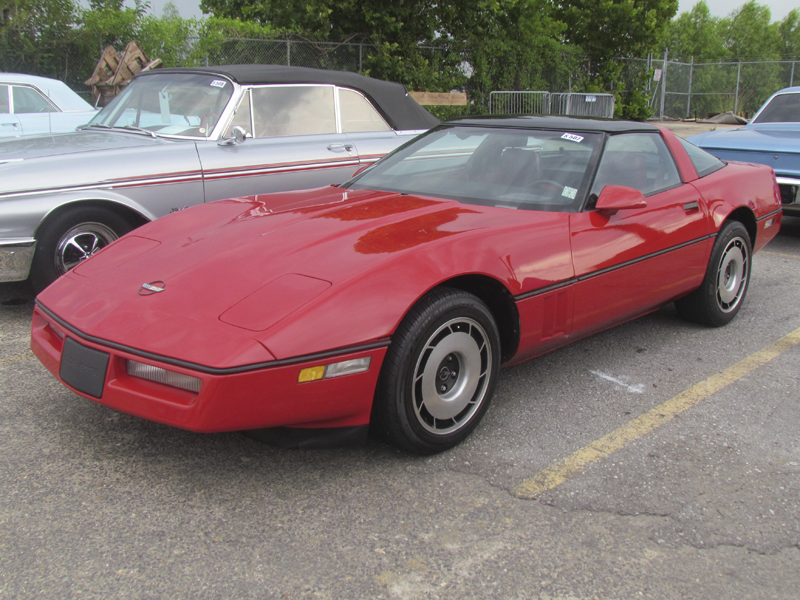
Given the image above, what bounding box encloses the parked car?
[0,73,97,138]
[31,116,782,453]
[688,86,800,216]
[0,65,438,291]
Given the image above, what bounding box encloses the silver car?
[0,65,438,291]
[1,73,98,137]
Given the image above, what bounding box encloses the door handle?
[1,123,19,128]
[327,143,354,153]
[683,201,699,212]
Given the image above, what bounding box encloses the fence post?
[660,48,668,120]
[734,60,741,114]
[686,55,694,119]
[286,39,291,66]
[791,60,796,87]
[359,43,362,71]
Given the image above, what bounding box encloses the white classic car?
[1,73,97,137]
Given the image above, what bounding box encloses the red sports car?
[31,117,783,453]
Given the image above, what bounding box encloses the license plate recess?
[60,337,110,399]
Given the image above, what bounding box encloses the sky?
[147,0,797,22]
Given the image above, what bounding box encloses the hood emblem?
[139,281,166,296]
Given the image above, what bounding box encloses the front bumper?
[31,304,388,432]
[0,238,36,282]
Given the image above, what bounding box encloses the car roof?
[0,72,94,111]
[447,115,660,133]
[139,65,440,131]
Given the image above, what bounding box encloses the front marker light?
[127,360,202,393]
[298,357,371,383]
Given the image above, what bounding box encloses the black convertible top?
[140,65,440,131]
[450,115,660,133]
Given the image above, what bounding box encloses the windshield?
[88,72,235,138]
[346,125,603,212]
[752,92,800,124]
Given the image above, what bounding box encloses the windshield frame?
[345,124,604,213]
[87,72,238,140]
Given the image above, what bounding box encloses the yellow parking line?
[761,251,800,259]
[515,327,800,499]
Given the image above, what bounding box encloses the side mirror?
[595,185,647,214]
[219,125,248,146]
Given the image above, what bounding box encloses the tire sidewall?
[31,207,133,293]
[703,221,752,326]
[379,290,501,454]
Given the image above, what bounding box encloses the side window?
[0,85,9,113]
[12,86,55,113]
[250,85,336,138]
[338,88,391,132]
[678,137,725,177]
[590,133,682,198]
[224,89,252,137]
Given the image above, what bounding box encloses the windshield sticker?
[561,133,584,143]
[562,186,578,200]
[210,80,227,88]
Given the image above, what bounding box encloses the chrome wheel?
[412,317,492,435]
[716,236,749,313]
[55,222,119,274]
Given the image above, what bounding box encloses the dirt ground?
[654,120,740,139]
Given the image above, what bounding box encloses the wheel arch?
[720,206,757,248]
[431,274,520,364]
[33,198,150,240]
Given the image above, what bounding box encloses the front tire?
[30,206,134,293]
[676,220,752,327]
[374,288,501,454]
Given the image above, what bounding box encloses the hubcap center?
[436,354,460,394]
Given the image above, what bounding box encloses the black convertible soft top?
[141,65,440,131]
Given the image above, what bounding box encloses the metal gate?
[488,91,551,115]
[550,93,615,118]
[489,91,615,119]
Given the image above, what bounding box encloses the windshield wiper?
[77,123,112,130]
[118,125,157,138]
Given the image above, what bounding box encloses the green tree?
[556,0,679,118]
[721,0,781,61]
[778,9,800,60]
[665,1,728,62]
[0,0,82,77]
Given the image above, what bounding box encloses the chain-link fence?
[619,54,799,120]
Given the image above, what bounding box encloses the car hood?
[688,123,800,154]
[38,186,544,368]
[0,128,168,162]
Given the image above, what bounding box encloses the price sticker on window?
[561,133,584,143]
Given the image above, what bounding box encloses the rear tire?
[675,220,751,327]
[30,206,134,293]
[373,288,501,454]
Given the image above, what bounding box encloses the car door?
[569,132,712,337]
[337,86,422,165]
[0,85,23,136]
[11,84,58,135]
[196,84,362,202]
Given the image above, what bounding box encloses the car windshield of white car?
[347,125,603,212]
[87,73,234,138]
[752,92,800,124]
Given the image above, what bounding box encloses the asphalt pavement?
[1,201,799,597]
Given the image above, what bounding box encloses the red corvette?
[31,117,782,453]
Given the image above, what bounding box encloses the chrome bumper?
[776,177,800,214]
[0,239,36,282]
